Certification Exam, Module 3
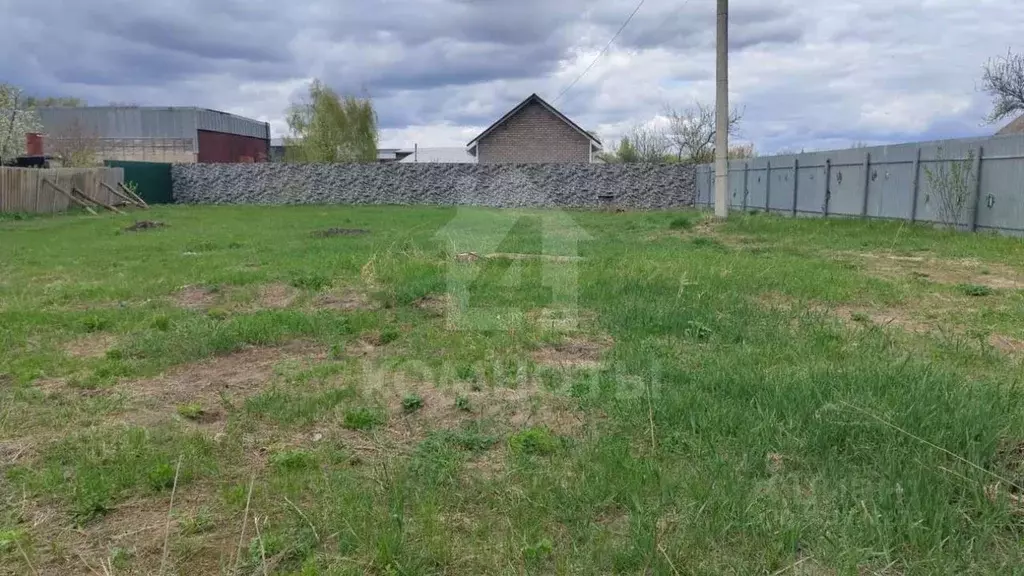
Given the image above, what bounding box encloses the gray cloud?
[0,0,1020,153]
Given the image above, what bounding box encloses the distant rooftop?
[398,147,476,163]
[997,115,1024,136]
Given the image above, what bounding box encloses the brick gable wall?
[477,102,593,164]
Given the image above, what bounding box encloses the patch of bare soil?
[345,338,381,358]
[315,288,376,312]
[755,292,941,334]
[311,227,370,238]
[989,334,1024,356]
[830,305,933,334]
[413,294,450,316]
[172,285,218,310]
[64,333,116,358]
[256,282,298,309]
[532,336,612,370]
[853,252,1023,290]
[17,488,235,576]
[123,220,166,232]
[323,373,590,473]
[117,342,325,426]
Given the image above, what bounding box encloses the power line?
[553,0,647,103]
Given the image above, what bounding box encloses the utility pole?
[714,0,729,219]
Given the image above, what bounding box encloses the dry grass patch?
[15,488,233,576]
[532,336,612,370]
[320,373,589,468]
[413,294,450,316]
[313,288,376,312]
[114,343,325,428]
[255,282,298,309]
[989,334,1024,357]
[850,252,1023,290]
[64,333,116,359]
[755,291,969,335]
[171,285,218,310]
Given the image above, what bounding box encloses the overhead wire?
[552,0,647,103]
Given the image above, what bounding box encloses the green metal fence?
[104,160,173,204]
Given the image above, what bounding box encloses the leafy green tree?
[599,136,639,163]
[283,79,379,163]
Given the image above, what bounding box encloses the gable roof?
[466,93,602,148]
[997,115,1024,136]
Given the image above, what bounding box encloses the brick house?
[467,94,602,163]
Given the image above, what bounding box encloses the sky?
[1,0,1021,154]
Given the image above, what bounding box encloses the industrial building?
[36,107,271,164]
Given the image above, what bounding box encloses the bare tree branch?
[50,118,102,167]
[663,102,742,164]
[983,50,1024,124]
[627,124,669,163]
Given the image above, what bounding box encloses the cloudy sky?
[1,0,1021,153]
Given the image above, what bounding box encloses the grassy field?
[1,205,1024,575]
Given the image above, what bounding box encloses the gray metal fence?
[695,133,1024,235]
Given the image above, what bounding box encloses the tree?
[22,96,85,108]
[982,50,1024,124]
[628,124,669,163]
[50,118,101,167]
[283,79,379,163]
[0,84,42,164]
[599,135,638,163]
[728,144,757,160]
[598,125,668,163]
[663,101,742,164]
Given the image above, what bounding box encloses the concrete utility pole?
[714,0,729,218]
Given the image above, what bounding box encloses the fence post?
[765,160,772,213]
[791,158,799,217]
[910,147,922,223]
[823,158,832,217]
[742,162,749,212]
[971,146,984,232]
[861,152,871,218]
[708,167,714,209]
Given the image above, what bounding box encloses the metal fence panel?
[695,133,1024,235]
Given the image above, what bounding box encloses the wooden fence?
[0,167,127,214]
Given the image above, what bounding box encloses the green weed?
[343,407,384,430]
[401,394,424,413]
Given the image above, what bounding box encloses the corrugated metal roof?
[37,107,268,141]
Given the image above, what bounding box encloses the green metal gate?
[104,161,173,204]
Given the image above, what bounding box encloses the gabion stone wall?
[171,163,696,210]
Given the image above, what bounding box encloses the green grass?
[1,205,1024,574]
